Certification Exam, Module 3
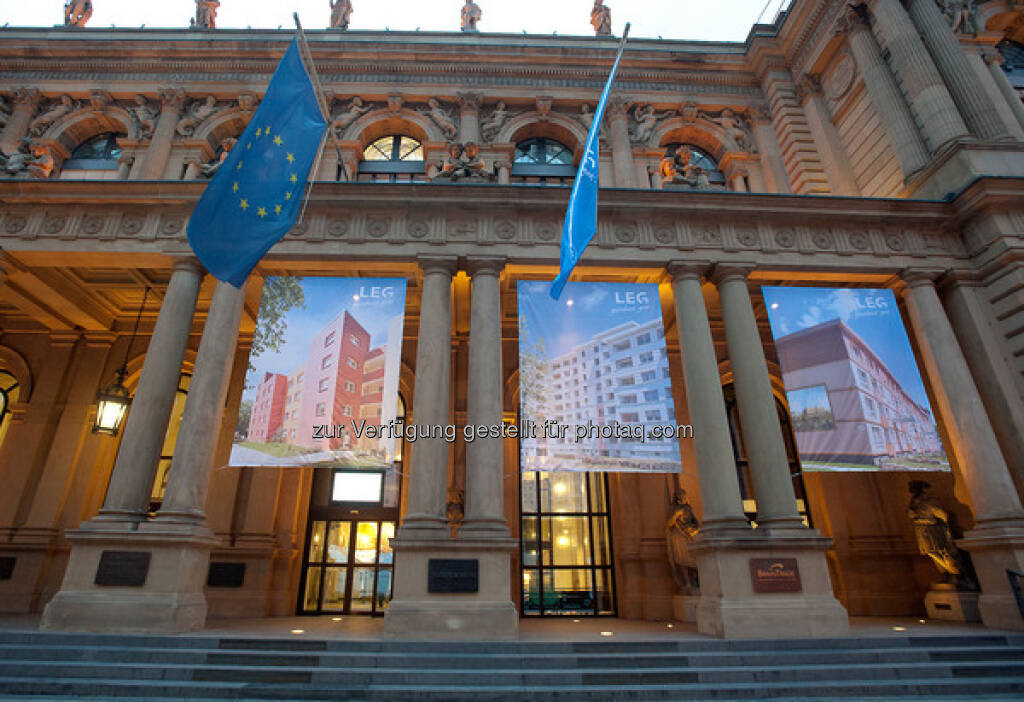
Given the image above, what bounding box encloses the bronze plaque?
[428,558,479,593]
[207,562,246,588]
[749,558,802,593]
[95,550,150,587]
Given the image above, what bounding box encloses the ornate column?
[838,6,930,178]
[982,49,1024,134]
[667,262,749,534]
[94,258,204,523]
[796,73,860,196]
[461,257,509,537]
[0,87,40,155]
[866,0,968,152]
[457,92,482,144]
[905,0,1010,140]
[154,279,245,526]
[901,271,1024,630]
[607,97,636,188]
[137,89,184,180]
[398,256,457,539]
[711,264,802,530]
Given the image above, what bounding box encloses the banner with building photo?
[761,286,949,472]
[517,281,682,473]
[230,277,406,474]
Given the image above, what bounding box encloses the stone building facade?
[1,0,1024,638]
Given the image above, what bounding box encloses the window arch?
[0,371,20,452]
[60,132,125,179]
[512,137,576,185]
[662,143,726,187]
[357,135,426,183]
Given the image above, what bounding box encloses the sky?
[1,0,793,42]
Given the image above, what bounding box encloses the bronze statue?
[192,0,220,29]
[908,480,973,588]
[591,0,612,36]
[330,0,353,30]
[666,488,700,594]
[64,0,93,27]
[461,0,482,32]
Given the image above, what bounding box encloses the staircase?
[0,630,1022,699]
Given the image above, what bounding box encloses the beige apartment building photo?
[1,0,1024,698]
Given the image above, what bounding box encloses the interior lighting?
[918,619,926,624]
[290,629,305,634]
[891,626,907,632]
[332,617,342,622]
[666,624,674,629]
[573,619,580,623]
[600,631,613,637]
[94,286,150,436]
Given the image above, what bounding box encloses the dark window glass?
[64,132,125,171]
[511,138,576,186]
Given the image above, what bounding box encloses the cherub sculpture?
[1,139,56,179]
[175,96,218,137]
[424,98,458,140]
[130,95,157,138]
[630,103,670,145]
[26,141,54,178]
[715,108,753,151]
[591,0,612,36]
[331,97,372,135]
[660,145,708,189]
[29,95,75,137]
[480,101,510,141]
[329,0,353,30]
[461,0,482,32]
[200,137,237,177]
[64,0,93,27]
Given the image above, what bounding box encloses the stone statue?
[666,489,700,594]
[330,97,372,136]
[0,138,33,176]
[64,0,93,27]
[714,108,754,151]
[2,139,55,179]
[461,0,482,32]
[200,136,236,177]
[423,98,458,140]
[435,141,492,181]
[130,95,158,139]
[192,0,220,29]
[938,0,977,35]
[330,0,353,30]
[660,145,709,189]
[629,103,670,145]
[577,103,595,130]
[175,96,218,137]
[480,101,510,142]
[29,95,75,137]
[446,487,464,523]
[591,0,612,36]
[26,141,55,178]
[908,480,974,589]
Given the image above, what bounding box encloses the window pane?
[350,567,375,612]
[379,522,395,564]
[546,143,572,165]
[546,569,593,615]
[588,473,607,513]
[595,569,615,615]
[309,521,327,562]
[521,471,538,513]
[302,567,322,612]
[326,521,350,563]
[522,568,541,615]
[354,522,379,564]
[593,517,612,566]
[376,568,393,611]
[521,516,540,566]
[541,472,587,513]
[398,137,423,161]
[542,516,591,566]
[321,567,347,611]
[332,471,383,502]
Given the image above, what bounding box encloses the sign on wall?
[230,276,406,468]
[761,286,949,472]
[517,281,683,473]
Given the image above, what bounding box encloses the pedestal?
[40,521,217,633]
[692,530,849,639]
[672,594,699,622]
[957,521,1024,631]
[384,535,518,639]
[925,589,981,622]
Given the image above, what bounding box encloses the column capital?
[937,267,984,291]
[795,73,824,102]
[48,331,81,347]
[709,262,757,287]
[171,255,206,276]
[833,3,870,36]
[83,331,118,348]
[13,86,42,110]
[899,267,944,289]
[464,256,506,277]
[607,96,631,119]
[158,88,186,115]
[457,92,483,111]
[418,255,459,277]
[666,259,713,282]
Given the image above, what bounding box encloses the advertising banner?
[230,276,406,469]
[761,286,949,472]
[517,281,683,473]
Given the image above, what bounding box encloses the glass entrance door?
[301,520,395,615]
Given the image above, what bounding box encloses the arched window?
[512,138,576,185]
[357,136,426,183]
[61,132,125,179]
[662,143,726,187]
[0,371,20,451]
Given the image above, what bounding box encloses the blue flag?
[550,32,629,301]
[187,38,328,288]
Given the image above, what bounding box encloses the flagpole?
[292,13,348,177]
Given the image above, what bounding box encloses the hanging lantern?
[93,368,131,435]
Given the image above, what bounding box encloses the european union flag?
[550,27,630,301]
[187,38,328,288]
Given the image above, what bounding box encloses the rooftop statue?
[191,0,220,30]
[64,0,93,27]
[330,0,353,30]
[591,0,612,36]
[461,0,482,32]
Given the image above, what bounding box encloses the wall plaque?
[95,550,151,587]
[207,562,246,588]
[0,557,14,580]
[428,558,479,593]
[749,558,802,593]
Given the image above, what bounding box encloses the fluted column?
[712,264,802,530]
[137,89,184,180]
[607,97,635,188]
[668,262,750,534]
[751,103,792,193]
[155,279,245,526]
[457,92,482,144]
[982,49,1024,134]
[461,257,509,537]
[866,0,968,151]
[399,256,457,538]
[97,258,205,522]
[838,6,930,177]
[0,87,40,155]
[905,0,1010,140]
[796,73,860,196]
